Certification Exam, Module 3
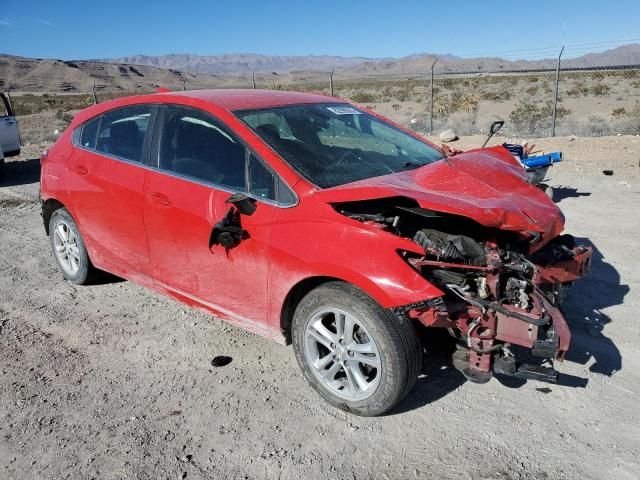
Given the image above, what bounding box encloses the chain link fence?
[5,63,640,142]
[247,64,640,138]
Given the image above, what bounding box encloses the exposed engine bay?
[334,196,592,384]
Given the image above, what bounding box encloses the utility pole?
[429,57,439,135]
[252,70,256,89]
[551,45,564,137]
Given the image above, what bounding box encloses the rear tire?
[292,281,421,416]
[49,208,94,285]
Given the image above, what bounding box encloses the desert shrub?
[481,90,512,101]
[581,115,612,136]
[394,88,411,102]
[591,84,610,96]
[567,82,589,97]
[509,100,570,135]
[525,86,538,96]
[434,92,478,118]
[12,103,36,116]
[528,76,540,83]
[455,93,479,112]
[267,82,285,91]
[622,102,640,133]
[350,91,378,103]
[392,103,401,111]
[611,107,627,118]
[442,111,478,136]
[56,109,74,125]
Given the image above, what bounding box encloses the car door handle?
[147,192,172,207]
[73,165,88,176]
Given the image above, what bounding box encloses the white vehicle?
[0,92,21,172]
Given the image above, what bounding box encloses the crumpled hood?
[314,146,565,242]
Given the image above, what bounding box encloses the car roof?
[157,89,342,111]
[72,89,345,125]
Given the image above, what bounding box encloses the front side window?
[247,153,295,204]
[236,103,444,188]
[159,106,246,190]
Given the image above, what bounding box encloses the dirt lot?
[1,136,639,479]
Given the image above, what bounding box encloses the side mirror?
[226,193,257,216]
[209,193,256,251]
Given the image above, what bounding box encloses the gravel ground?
[0,137,639,480]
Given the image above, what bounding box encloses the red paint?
[40,89,584,356]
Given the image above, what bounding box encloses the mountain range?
[1,44,639,93]
[107,44,640,75]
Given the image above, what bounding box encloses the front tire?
[49,208,94,285]
[292,282,421,416]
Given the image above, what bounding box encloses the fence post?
[182,79,186,91]
[252,70,256,89]
[5,82,12,112]
[429,57,438,135]
[551,45,564,137]
[329,68,334,96]
[92,80,98,104]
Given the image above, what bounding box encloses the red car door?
[142,105,286,334]
[66,105,154,279]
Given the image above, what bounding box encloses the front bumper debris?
[403,240,593,385]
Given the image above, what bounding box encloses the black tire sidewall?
[292,282,417,416]
[49,208,90,284]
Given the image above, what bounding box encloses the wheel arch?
[42,198,66,235]
[280,276,343,345]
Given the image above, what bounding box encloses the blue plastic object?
[521,151,563,168]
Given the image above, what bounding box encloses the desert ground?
[1,131,639,479]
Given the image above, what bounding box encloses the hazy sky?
[1,0,639,60]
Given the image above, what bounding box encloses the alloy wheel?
[52,220,81,275]
[304,307,382,401]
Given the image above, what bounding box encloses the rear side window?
[79,118,99,149]
[96,106,151,162]
[74,105,151,163]
[159,106,246,190]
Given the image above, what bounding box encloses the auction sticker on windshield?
[326,106,362,115]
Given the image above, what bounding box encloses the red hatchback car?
[40,89,591,415]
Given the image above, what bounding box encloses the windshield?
[235,103,444,188]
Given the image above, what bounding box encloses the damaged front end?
[335,197,592,385]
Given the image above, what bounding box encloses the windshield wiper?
[401,160,423,170]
